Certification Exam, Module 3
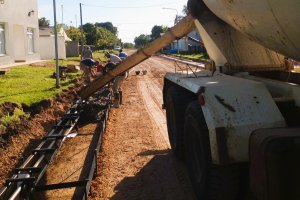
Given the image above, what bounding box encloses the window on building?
[0,24,5,55]
[27,28,34,54]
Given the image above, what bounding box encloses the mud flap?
[249,128,300,200]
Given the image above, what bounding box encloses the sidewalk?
[0,60,46,69]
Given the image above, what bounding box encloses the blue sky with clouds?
[38,0,187,43]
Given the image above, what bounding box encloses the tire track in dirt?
[135,56,175,147]
[137,76,169,147]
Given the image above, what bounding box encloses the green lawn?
[0,50,118,106]
[0,50,115,128]
[45,57,80,66]
[173,53,208,60]
[0,65,79,106]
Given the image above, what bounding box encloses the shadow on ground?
[110,150,196,200]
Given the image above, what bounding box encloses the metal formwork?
[0,87,111,200]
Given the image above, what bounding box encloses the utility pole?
[61,5,64,26]
[80,3,84,60]
[53,0,60,88]
[75,14,78,28]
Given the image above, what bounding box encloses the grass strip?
[0,65,79,106]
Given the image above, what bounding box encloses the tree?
[123,42,134,49]
[39,17,50,27]
[134,34,151,48]
[151,25,168,40]
[83,23,98,45]
[82,23,119,48]
[65,26,82,42]
[95,22,118,35]
[96,26,119,49]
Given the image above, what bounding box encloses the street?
[90,56,197,200]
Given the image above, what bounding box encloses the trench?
[0,87,111,200]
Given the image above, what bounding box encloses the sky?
[38,0,187,43]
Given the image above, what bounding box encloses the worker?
[80,58,99,83]
[104,62,127,108]
[118,49,130,78]
[95,62,105,76]
[118,49,128,60]
[82,45,93,59]
[104,52,122,64]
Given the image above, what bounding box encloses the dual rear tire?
[165,86,195,160]
[165,86,242,199]
[184,101,240,200]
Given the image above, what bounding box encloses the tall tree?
[82,23,98,45]
[39,17,50,27]
[123,42,134,49]
[95,22,118,35]
[134,34,151,48]
[96,26,119,48]
[65,26,83,42]
[82,23,119,48]
[151,25,168,40]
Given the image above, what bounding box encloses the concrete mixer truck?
[80,0,300,199]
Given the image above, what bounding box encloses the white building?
[171,29,204,53]
[0,0,40,65]
[39,27,71,60]
[170,15,204,53]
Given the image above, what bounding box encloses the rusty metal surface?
[215,127,229,164]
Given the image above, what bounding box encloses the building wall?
[39,36,66,60]
[188,30,202,47]
[66,41,79,57]
[0,0,40,65]
[171,29,204,53]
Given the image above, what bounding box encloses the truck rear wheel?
[166,86,194,160]
[184,101,240,200]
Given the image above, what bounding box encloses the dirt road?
[90,56,196,200]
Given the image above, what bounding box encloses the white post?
[61,5,64,26]
[80,3,84,60]
[53,0,60,88]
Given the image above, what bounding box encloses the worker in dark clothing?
[80,58,99,83]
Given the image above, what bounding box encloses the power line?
[118,29,154,31]
[115,21,172,25]
[83,1,185,9]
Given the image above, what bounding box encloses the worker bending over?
[80,58,100,83]
[104,51,122,63]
